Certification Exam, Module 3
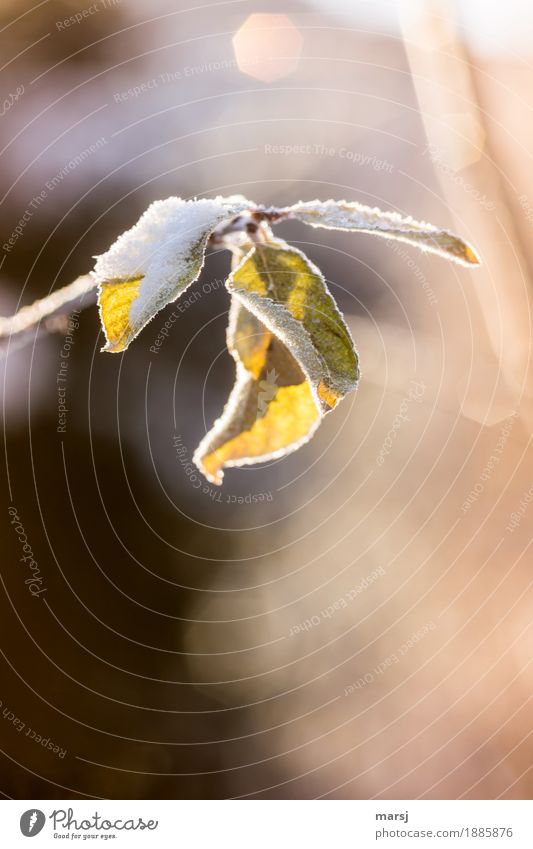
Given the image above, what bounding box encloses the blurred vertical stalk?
[399,0,532,424]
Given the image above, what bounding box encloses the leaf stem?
[0,273,96,358]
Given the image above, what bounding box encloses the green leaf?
[281,199,481,266]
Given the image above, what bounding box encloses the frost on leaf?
[193,240,359,484]
[282,199,481,267]
[93,196,249,352]
[67,192,481,483]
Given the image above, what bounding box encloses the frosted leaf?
[194,239,359,484]
[227,239,359,409]
[281,199,481,266]
[193,298,321,485]
[93,195,251,352]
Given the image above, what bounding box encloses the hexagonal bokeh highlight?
[232,14,303,83]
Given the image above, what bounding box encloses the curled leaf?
[194,300,321,484]
[281,199,481,266]
[194,240,359,483]
[84,193,479,483]
[93,196,250,352]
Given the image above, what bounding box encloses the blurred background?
[1,0,533,799]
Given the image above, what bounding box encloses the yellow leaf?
[194,300,321,484]
[97,278,142,353]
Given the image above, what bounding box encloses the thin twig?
[0,273,97,358]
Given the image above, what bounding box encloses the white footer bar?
[2,799,532,848]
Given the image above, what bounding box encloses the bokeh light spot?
[232,14,303,83]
